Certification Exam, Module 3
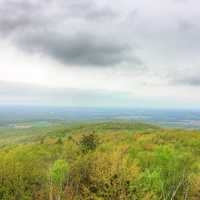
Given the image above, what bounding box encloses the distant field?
[1,106,200,129]
[0,121,158,147]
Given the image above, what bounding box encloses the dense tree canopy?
[0,122,200,199]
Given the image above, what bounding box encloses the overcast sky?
[0,0,200,108]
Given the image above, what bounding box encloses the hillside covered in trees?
[0,122,200,200]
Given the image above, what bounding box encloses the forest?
[0,121,200,200]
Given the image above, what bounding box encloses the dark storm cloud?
[18,31,141,66]
[0,0,141,67]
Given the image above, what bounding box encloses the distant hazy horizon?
[0,105,200,129]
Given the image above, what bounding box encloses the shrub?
[50,159,69,186]
[49,159,69,200]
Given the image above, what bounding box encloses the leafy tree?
[80,133,99,153]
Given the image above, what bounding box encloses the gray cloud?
[65,1,118,20]
[0,0,118,35]
[178,19,196,33]
[0,0,142,67]
[1,0,200,88]
[0,0,46,35]
[172,76,200,86]
[167,65,200,86]
[1,0,200,109]
[17,31,141,66]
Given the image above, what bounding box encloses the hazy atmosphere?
[1,0,200,108]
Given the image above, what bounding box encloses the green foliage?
[0,122,200,199]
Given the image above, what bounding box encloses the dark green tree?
[80,133,99,153]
